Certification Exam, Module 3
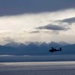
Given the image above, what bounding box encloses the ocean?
[0,61,75,75]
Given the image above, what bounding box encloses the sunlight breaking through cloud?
[0,9,75,44]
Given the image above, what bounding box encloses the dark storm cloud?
[61,17,75,24]
[0,0,75,16]
[36,24,69,31]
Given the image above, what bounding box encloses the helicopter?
[49,47,62,53]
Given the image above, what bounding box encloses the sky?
[0,0,75,45]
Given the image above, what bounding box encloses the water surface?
[0,61,75,75]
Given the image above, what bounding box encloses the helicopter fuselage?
[49,48,62,53]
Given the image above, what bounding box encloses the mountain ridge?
[0,41,74,55]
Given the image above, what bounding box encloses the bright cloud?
[0,8,75,44]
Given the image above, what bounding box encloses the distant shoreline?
[0,55,75,62]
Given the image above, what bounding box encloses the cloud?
[30,31,40,33]
[36,24,69,31]
[0,9,75,32]
[0,8,75,44]
[0,0,75,16]
[61,17,75,24]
